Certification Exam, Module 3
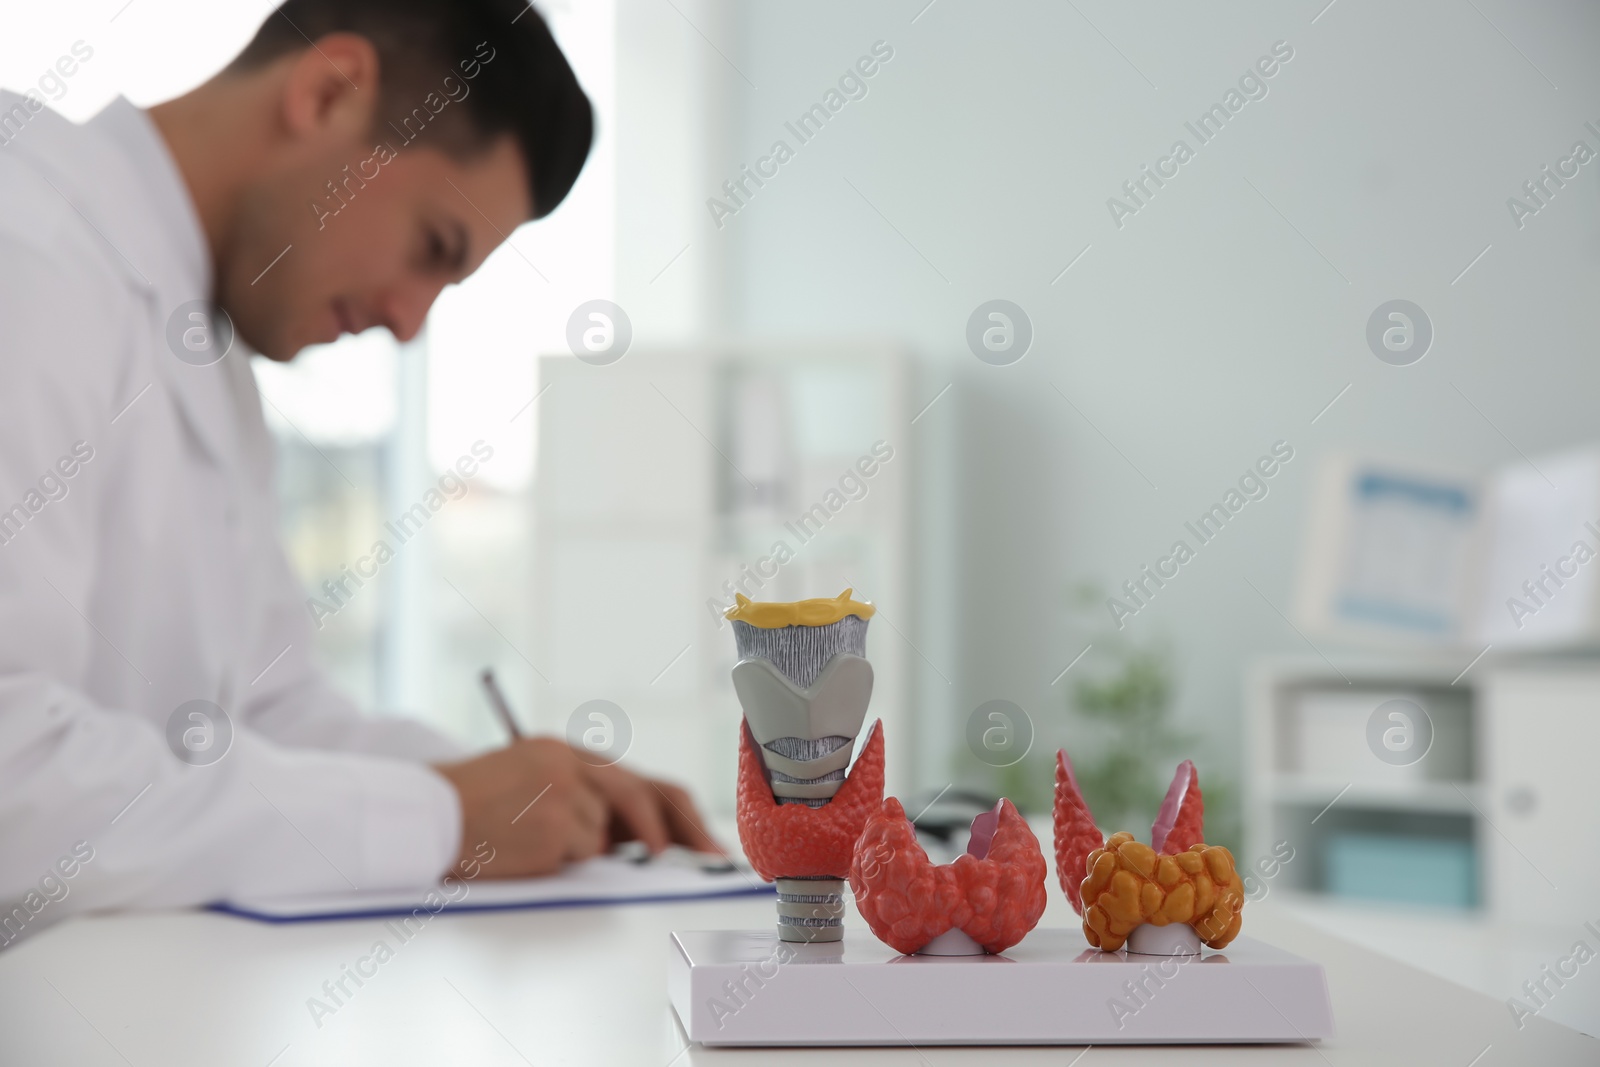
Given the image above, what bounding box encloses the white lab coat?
[0,94,463,929]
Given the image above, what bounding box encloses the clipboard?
[213,853,772,924]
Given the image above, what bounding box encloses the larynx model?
[1055,751,1246,955]
[730,590,884,943]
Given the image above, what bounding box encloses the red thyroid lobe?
[849,796,1047,955]
[1052,749,1106,915]
[736,719,885,881]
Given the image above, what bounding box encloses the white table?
[0,891,1593,1065]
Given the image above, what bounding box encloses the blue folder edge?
[209,882,775,925]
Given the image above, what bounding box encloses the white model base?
[916,927,985,956]
[1128,922,1202,956]
[668,928,1334,1046]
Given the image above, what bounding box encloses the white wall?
[673,0,1600,793]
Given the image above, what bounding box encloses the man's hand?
[432,738,720,879]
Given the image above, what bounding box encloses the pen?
[479,668,524,741]
[614,839,739,874]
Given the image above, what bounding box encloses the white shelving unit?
[1246,654,1600,927]
[1247,653,1600,1036]
[1266,776,1483,816]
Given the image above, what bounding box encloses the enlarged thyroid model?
[849,796,1047,955]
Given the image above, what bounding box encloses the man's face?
[219,133,530,360]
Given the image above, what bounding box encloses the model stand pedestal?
[668,928,1333,1047]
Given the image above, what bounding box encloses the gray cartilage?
[764,735,853,803]
[756,738,855,781]
[734,655,874,749]
[734,655,874,805]
[731,616,869,689]
[774,877,846,942]
[764,736,852,761]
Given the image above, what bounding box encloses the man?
[0,0,714,931]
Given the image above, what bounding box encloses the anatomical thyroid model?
[1054,751,1246,954]
[730,590,885,942]
[849,796,1048,956]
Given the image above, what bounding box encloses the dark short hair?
[232,0,592,219]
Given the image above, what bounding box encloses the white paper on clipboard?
[215,853,770,924]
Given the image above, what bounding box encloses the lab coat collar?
[0,92,209,306]
[2,91,251,480]
[90,97,254,482]
[89,96,212,298]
